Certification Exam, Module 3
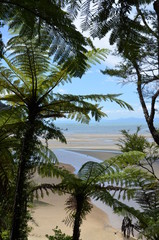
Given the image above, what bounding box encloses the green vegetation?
[0,1,159,240]
[0,0,88,70]
[117,126,149,152]
[99,1,159,146]
[0,32,132,239]
[116,128,159,239]
[57,161,128,240]
[46,227,72,240]
[48,159,136,240]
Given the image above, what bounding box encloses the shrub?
[46,226,72,240]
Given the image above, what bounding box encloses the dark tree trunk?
[133,59,159,146]
[10,114,36,240]
[137,82,159,145]
[72,195,84,240]
[146,122,159,145]
[147,0,159,145]
[138,88,159,146]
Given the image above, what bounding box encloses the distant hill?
[102,117,159,124]
[104,117,147,123]
[55,117,159,127]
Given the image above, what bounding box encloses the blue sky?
[1,24,146,120]
[56,62,142,120]
[55,21,144,120]
[72,18,147,120]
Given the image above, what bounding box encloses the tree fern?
[0,109,22,239]
[56,159,146,240]
[81,0,151,41]
[0,35,135,239]
[0,0,88,65]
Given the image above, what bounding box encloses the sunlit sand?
[28,134,143,240]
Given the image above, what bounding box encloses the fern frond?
[115,151,146,167]
[61,48,108,78]
[7,36,50,78]
[30,183,63,199]
[78,161,105,182]
[42,93,133,123]
[1,0,88,64]
[94,188,147,225]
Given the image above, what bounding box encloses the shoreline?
[29,148,136,240]
[46,132,152,151]
[67,148,121,161]
[28,127,153,240]
[53,149,124,231]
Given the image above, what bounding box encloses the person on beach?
[121,217,134,238]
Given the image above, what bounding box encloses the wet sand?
[69,149,120,160]
[46,133,122,150]
[29,143,137,240]
[46,132,151,150]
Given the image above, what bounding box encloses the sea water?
[55,119,151,135]
[53,120,158,236]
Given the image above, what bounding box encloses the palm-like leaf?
[0,109,22,237]
[81,0,151,41]
[58,159,145,240]
[0,0,88,66]
[6,36,50,78]
[0,35,134,239]
[0,36,133,124]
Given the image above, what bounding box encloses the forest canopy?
[0,1,159,240]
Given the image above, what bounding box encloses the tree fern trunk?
[73,212,81,240]
[10,117,36,240]
[72,195,84,240]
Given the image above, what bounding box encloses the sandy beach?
[47,133,123,150]
[29,165,125,240]
[28,133,143,240]
[46,132,152,150]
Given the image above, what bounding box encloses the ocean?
[52,120,158,236]
[55,120,151,135]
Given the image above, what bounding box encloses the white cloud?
[57,88,67,94]
[85,70,94,74]
[103,101,159,119]
[103,104,144,119]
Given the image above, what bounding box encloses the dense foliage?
[0,32,133,239]
[117,129,159,239]
[98,1,159,146]
[117,126,149,152]
[0,1,159,240]
[0,0,88,66]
